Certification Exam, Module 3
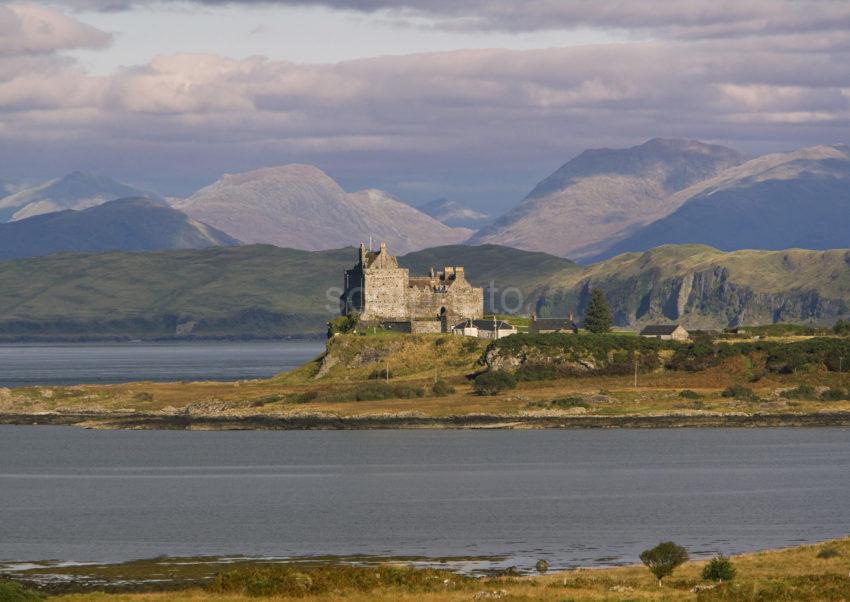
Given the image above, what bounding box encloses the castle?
[340,242,484,333]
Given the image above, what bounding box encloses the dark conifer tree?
[584,288,613,333]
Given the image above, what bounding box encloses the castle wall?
[340,243,483,325]
[361,268,409,321]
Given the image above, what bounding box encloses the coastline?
[3,537,850,600]
[4,410,850,430]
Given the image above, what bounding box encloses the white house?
[639,324,690,341]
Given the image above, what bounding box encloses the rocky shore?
[4,410,850,430]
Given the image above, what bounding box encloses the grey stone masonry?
[341,242,484,326]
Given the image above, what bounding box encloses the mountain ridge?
[175,164,471,254]
[0,171,162,223]
[589,144,850,261]
[468,138,743,258]
[418,198,491,229]
[0,197,239,261]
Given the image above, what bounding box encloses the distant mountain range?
[0,172,161,223]
[0,243,847,340]
[3,139,849,263]
[418,198,490,229]
[173,165,471,254]
[468,138,743,259]
[0,198,239,260]
[587,144,850,261]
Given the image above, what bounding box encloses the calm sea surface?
[0,427,848,570]
[0,341,326,387]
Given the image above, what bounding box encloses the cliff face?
[532,246,850,329]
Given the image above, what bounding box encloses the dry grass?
[38,538,850,601]
[4,335,850,422]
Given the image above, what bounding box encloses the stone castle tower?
[340,242,483,331]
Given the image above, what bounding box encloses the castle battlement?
[340,242,484,330]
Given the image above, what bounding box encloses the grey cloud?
[34,0,850,39]
[0,4,849,210]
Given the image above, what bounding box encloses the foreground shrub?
[208,564,471,597]
[702,554,736,581]
[431,379,455,396]
[368,368,393,380]
[784,384,817,400]
[289,390,318,404]
[327,314,358,337]
[817,546,840,559]
[721,384,758,402]
[679,389,702,399]
[550,396,590,409]
[461,338,481,353]
[354,383,424,401]
[0,581,45,602]
[473,370,517,396]
[820,388,847,401]
[640,541,688,584]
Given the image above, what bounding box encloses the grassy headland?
[4,537,850,600]
[3,330,850,429]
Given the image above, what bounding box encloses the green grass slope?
[0,244,574,339]
[533,244,850,328]
[3,242,849,339]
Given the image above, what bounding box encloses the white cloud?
[0,1,849,210]
[0,4,110,55]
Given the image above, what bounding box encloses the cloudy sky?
[1,1,849,212]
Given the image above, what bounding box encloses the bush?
[461,338,481,354]
[678,389,702,399]
[0,581,45,601]
[132,391,154,402]
[535,559,549,574]
[702,554,736,581]
[721,384,758,402]
[353,383,423,401]
[820,388,846,401]
[639,541,689,584]
[431,379,455,397]
[834,319,850,336]
[550,396,590,409]
[784,384,817,400]
[473,370,517,396]
[327,314,358,337]
[290,390,318,404]
[368,368,393,380]
[248,394,284,407]
[817,547,840,559]
[208,564,471,597]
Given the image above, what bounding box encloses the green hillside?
[531,245,850,328]
[2,243,848,339]
[0,244,574,339]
